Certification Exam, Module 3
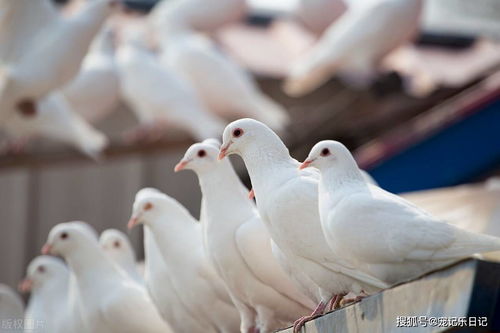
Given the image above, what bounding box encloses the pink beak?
[248,188,255,200]
[18,278,33,293]
[174,160,189,172]
[41,244,52,255]
[218,143,231,160]
[299,160,313,170]
[127,217,139,230]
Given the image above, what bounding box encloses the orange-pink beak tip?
[218,145,230,160]
[127,218,139,230]
[299,160,312,170]
[174,161,187,172]
[248,189,255,200]
[41,244,52,255]
[18,279,32,293]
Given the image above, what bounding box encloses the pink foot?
[1,137,31,154]
[293,301,326,333]
[327,294,345,312]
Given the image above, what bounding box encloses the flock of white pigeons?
[0,0,425,157]
[2,0,495,332]
[2,119,500,333]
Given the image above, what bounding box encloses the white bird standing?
[0,0,118,121]
[0,284,24,333]
[62,25,120,123]
[134,188,207,333]
[19,256,70,333]
[128,191,241,333]
[150,0,247,35]
[300,140,500,285]
[160,32,290,131]
[0,92,109,158]
[219,119,388,332]
[99,229,143,284]
[175,139,315,332]
[42,222,172,333]
[116,32,226,142]
[284,0,422,96]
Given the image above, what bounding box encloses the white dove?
[0,284,24,333]
[175,139,316,332]
[62,25,120,123]
[160,32,290,131]
[294,0,347,36]
[300,140,500,285]
[116,32,226,142]
[284,0,422,96]
[19,256,70,333]
[99,229,143,284]
[129,191,241,333]
[42,222,172,333]
[219,118,389,332]
[133,188,207,333]
[150,0,246,35]
[0,0,118,121]
[64,221,100,333]
[1,92,109,158]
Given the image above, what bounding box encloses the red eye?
[60,232,69,240]
[38,266,45,273]
[144,202,153,211]
[233,128,243,138]
[197,150,206,158]
[321,148,330,156]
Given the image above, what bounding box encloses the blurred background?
[0,0,499,290]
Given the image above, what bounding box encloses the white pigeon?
[0,284,24,333]
[129,190,241,333]
[150,0,247,35]
[175,139,315,332]
[116,31,226,142]
[159,32,290,131]
[0,92,109,158]
[294,0,347,36]
[62,25,120,123]
[219,118,389,331]
[134,188,210,333]
[99,229,144,284]
[284,0,423,96]
[0,0,118,121]
[19,256,70,333]
[61,221,100,333]
[300,140,500,285]
[42,222,172,333]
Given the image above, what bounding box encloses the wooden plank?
[279,260,500,333]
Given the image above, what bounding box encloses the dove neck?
[65,242,119,279]
[145,211,201,266]
[198,159,255,226]
[320,165,366,192]
[240,139,296,194]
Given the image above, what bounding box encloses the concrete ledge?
[279,259,500,332]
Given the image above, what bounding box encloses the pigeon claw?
[292,301,326,333]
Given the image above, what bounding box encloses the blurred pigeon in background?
[284,0,422,96]
[0,0,118,122]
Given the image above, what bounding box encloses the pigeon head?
[219,118,274,160]
[300,140,357,171]
[42,222,96,258]
[175,138,221,173]
[68,221,99,241]
[99,229,134,261]
[19,256,67,293]
[128,191,171,229]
